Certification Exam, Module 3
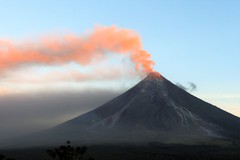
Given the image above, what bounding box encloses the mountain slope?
[5,72,240,146]
[37,72,239,145]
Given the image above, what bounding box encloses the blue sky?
[0,0,239,116]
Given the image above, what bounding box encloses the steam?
[0,26,155,75]
[188,82,197,92]
[176,82,197,92]
[176,83,187,91]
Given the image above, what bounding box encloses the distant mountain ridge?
[5,72,240,147]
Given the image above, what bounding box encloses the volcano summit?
[7,72,240,146]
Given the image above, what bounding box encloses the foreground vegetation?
[46,141,94,160]
[1,141,94,160]
[0,154,15,160]
[1,143,240,160]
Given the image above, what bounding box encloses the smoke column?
[0,26,155,74]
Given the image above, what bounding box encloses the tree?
[46,141,94,160]
[0,154,15,160]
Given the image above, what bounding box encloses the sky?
[0,0,239,138]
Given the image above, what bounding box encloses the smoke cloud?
[0,26,155,75]
[0,89,124,140]
[188,82,197,92]
[176,83,187,91]
[176,82,197,92]
[0,26,154,138]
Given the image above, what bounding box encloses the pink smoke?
[0,26,155,75]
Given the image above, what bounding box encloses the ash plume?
[0,26,155,75]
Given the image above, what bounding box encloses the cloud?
[176,83,187,91]
[176,82,197,92]
[188,82,197,92]
[0,89,125,140]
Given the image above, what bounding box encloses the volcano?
[8,72,240,146]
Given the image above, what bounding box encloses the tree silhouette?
[46,141,94,160]
[0,154,15,160]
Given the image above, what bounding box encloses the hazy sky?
[0,0,239,138]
